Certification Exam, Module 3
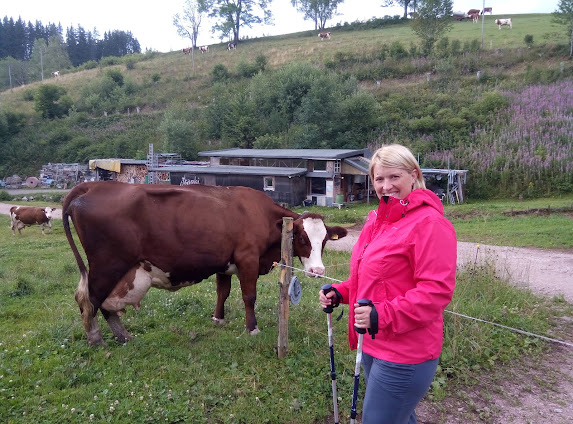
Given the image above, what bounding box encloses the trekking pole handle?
[321,283,334,313]
[354,298,371,334]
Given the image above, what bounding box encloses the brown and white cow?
[495,18,512,29]
[10,206,56,235]
[470,13,479,23]
[467,9,480,16]
[182,47,192,54]
[318,32,331,40]
[199,45,209,53]
[481,7,492,15]
[51,71,60,77]
[63,182,347,346]
[227,42,237,50]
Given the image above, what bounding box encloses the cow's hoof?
[87,337,107,347]
[249,327,260,336]
[212,316,226,325]
[115,333,134,344]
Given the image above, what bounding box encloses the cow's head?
[43,207,56,219]
[292,213,347,277]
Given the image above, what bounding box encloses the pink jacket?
[334,189,457,364]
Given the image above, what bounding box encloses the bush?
[211,64,230,82]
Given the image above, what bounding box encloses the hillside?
[0,13,571,199]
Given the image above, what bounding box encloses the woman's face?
[372,164,418,200]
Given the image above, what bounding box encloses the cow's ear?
[327,226,348,240]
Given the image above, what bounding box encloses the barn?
[86,147,468,207]
[147,148,372,207]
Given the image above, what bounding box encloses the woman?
[319,144,457,424]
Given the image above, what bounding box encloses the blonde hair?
[369,144,426,190]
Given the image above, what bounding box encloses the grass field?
[1,195,572,423]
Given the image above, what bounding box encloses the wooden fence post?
[277,217,293,359]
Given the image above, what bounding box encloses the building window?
[310,178,326,195]
[264,176,275,191]
[313,161,327,171]
[334,159,341,173]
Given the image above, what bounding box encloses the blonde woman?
[319,144,457,424]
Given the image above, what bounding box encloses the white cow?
[495,18,512,29]
[318,32,331,40]
[51,71,60,77]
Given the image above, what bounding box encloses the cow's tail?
[62,202,93,331]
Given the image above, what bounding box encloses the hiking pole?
[350,298,370,424]
[322,283,339,424]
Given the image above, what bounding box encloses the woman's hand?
[354,303,372,329]
[319,289,337,309]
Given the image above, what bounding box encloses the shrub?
[211,64,230,82]
[524,34,534,48]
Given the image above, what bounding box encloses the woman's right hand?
[319,289,336,309]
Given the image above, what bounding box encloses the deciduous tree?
[381,0,417,19]
[290,0,344,30]
[207,0,273,45]
[174,0,207,48]
[410,0,453,56]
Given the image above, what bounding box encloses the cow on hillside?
[199,46,209,53]
[227,42,237,50]
[481,7,492,14]
[467,8,480,16]
[182,47,192,54]
[318,32,331,40]
[63,182,347,346]
[51,71,60,77]
[10,206,56,235]
[495,18,512,29]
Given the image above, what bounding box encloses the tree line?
[0,16,140,88]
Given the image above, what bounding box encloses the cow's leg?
[86,313,106,346]
[101,309,134,343]
[237,266,260,335]
[213,273,231,325]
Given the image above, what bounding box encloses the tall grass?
[0,208,571,423]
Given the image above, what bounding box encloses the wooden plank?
[277,217,293,359]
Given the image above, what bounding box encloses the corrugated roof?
[149,165,307,177]
[198,148,369,160]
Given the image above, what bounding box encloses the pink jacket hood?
[334,189,457,363]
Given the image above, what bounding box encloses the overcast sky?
[4,0,559,53]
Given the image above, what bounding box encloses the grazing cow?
[481,7,492,15]
[227,42,237,50]
[495,18,512,29]
[199,45,209,53]
[467,9,480,16]
[182,47,192,54]
[62,182,347,346]
[10,206,56,235]
[51,71,60,77]
[318,32,331,40]
[470,13,479,23]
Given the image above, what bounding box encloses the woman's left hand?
[354,303,372,329]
